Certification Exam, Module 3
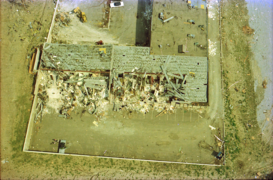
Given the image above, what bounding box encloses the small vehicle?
[110,1,124,8]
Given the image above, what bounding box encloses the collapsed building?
[34,43,207,119]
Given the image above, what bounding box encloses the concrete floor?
[29,105,222,164]
[150,0,207,57]
[54,0,150,46]
[108,0,138,45]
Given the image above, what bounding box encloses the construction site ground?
[150,0,207,57]
[53,0,151,46]
[1,0,272,179]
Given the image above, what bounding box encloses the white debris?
[93,121,98,127]
[208,39,217,56]
[209,125,216,130]
[1,159,9,164]
[207,0,218,20]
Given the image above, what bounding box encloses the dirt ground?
[1,0,273,179]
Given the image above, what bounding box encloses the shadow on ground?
[135,0,152,46]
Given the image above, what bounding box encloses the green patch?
[11,95,32,158]
[63,156,72,164]
[215,167,225,176]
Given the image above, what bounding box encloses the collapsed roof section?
[40,43,207,102]
[113,46,207,102]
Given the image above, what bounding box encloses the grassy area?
[220,0,272,178]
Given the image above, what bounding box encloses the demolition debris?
[36,71,109,120]
[33,43,208,120]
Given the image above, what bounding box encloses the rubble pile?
[34,70,205,121]
[55,12,71,27]
[36,71,109,120]
[112,73,174,114]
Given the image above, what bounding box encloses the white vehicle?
[110,1,124,8]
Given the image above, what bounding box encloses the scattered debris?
[156,107,168,117]
[55,12,71,26]
[187,19,195,24]
[163,16,174,23]
[208,39,217,56]
[242,25,254,35]
[96,40,104,45]
[228,80,242,90]
[187,34,195,38]
[159,12,165,20]
[209,125,216,130]
[198,25,205,31]
[93,121,99,127]
[1,159,9,164]
[262,79,267,88]
[214,135,224,143]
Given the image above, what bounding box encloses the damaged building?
[37,43,207,118]
[22,0,224,166]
